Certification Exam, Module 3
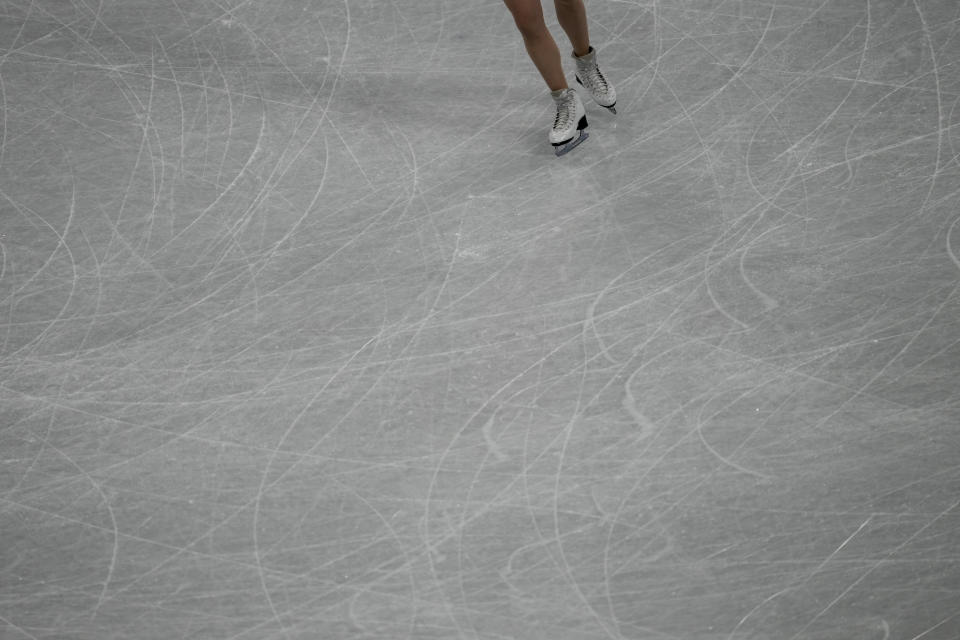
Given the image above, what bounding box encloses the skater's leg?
[554,0,591,57]
[558,0,617,113]
[502,0,567,91]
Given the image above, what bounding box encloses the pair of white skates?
[550,46,617,157]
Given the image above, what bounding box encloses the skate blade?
[554,131,588,157]
[607,105,617,114]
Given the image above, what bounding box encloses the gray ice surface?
[2,1,960,639]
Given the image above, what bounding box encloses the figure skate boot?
[550,87,588,156]
[574,46,617,114]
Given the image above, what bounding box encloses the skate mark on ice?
[947,213,960,273]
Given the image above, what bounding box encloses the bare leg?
[554,0,591,57]
[502,0,568,91]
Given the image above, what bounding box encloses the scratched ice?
[1,1,959,639]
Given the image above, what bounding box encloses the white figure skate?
[574,46,617,114]
[550,88,588,157]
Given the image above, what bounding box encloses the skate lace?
[553,94,574,130]
[581,66,608,93]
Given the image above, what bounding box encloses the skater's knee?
[507,5,548,38]
[515,19,550,41]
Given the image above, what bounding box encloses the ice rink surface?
[2,0,959,638]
